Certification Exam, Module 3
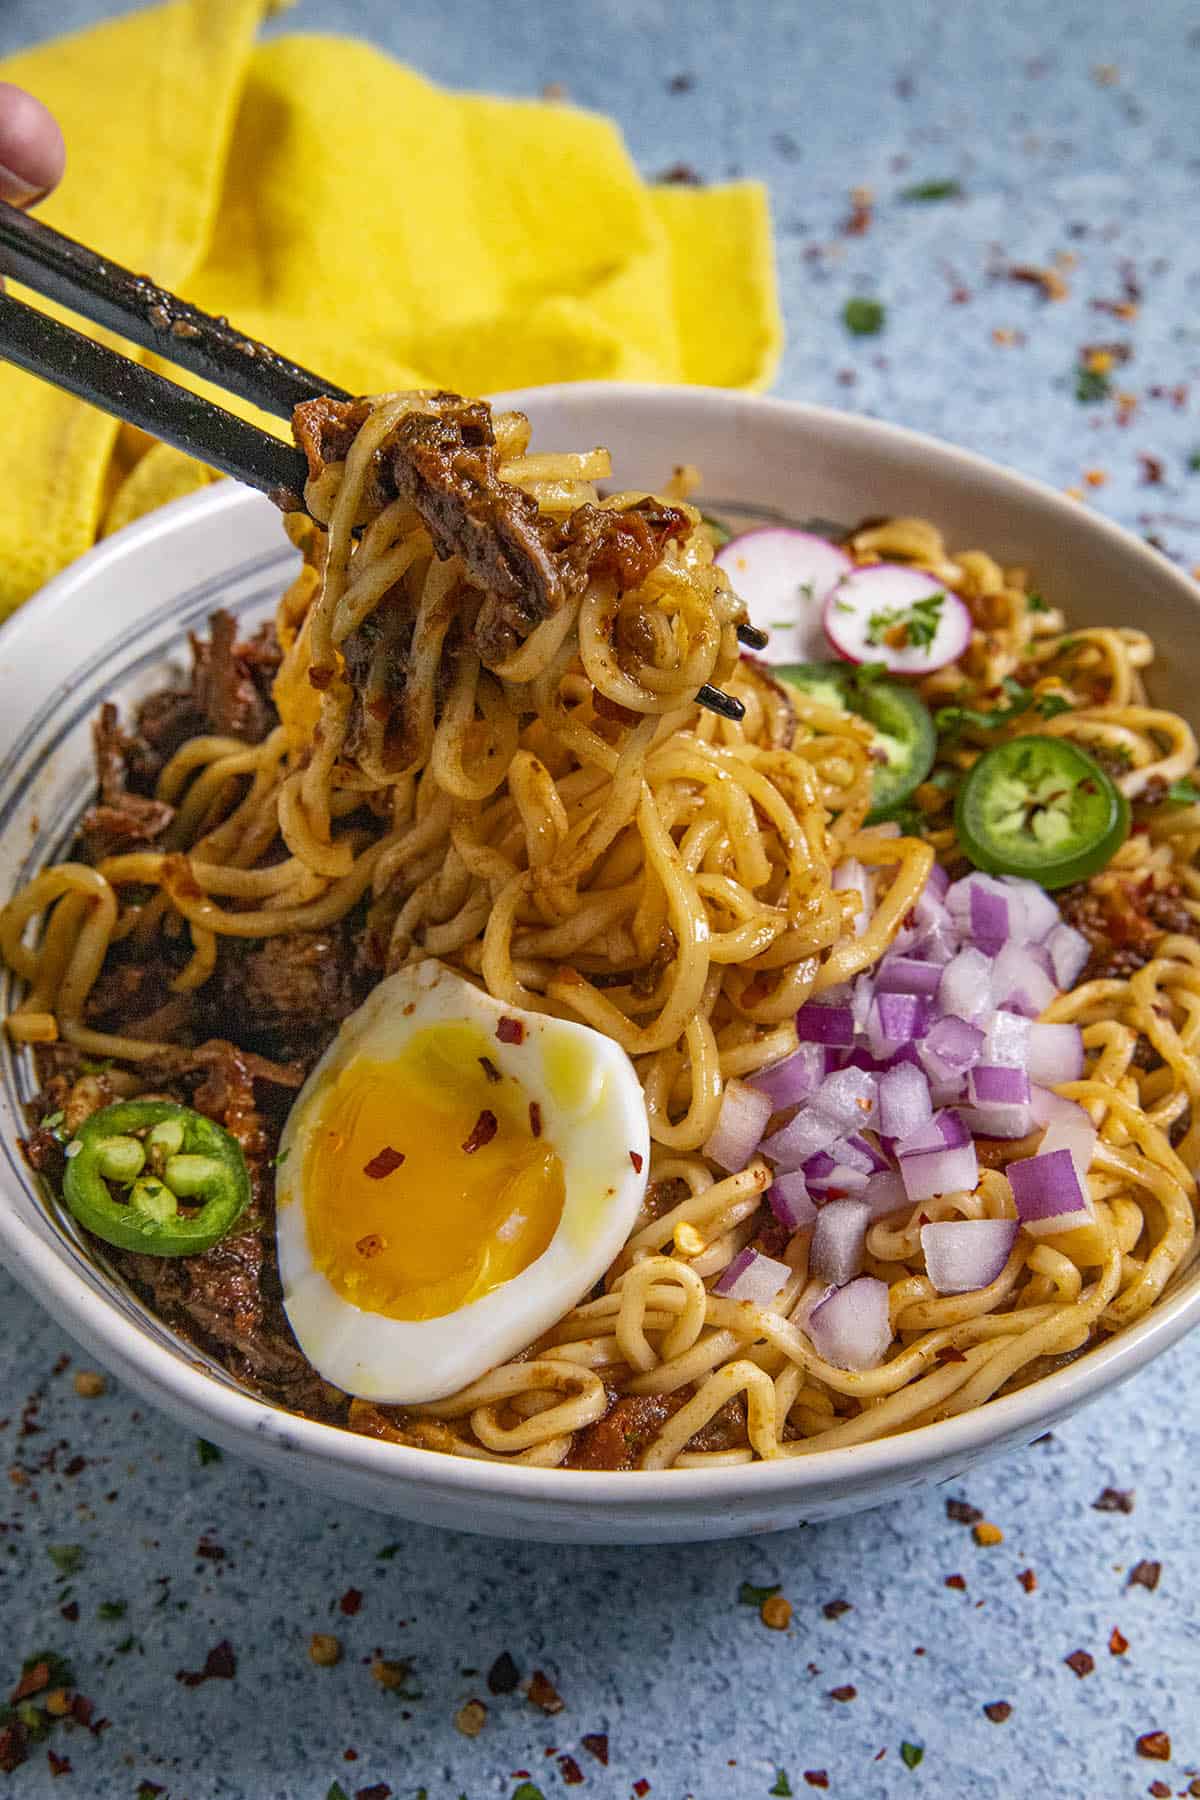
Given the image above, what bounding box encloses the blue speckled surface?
[3,2,1200,1796]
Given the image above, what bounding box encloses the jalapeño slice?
[62,1099,251,1256]
[954,735,1130,888]
[775,662,936,822]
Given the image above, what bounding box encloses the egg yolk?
[299,1022,564,1321]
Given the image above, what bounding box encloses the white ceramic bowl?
[2,383,1197,1544]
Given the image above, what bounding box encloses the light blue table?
[2,3,1199,1796]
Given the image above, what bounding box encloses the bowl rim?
[2,377,1198,1509]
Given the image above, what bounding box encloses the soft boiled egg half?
[275,960,650,1403]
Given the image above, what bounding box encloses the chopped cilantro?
[41,1109,64,1132]
[843,296,886,336]
[856,660,889,683]
[326,1785,351,1800]
[136,1785,165,1800]
[1026,590,1050,613]
[1075,363,1111,404]
[512,1786,548,1800]
[97,1600,127,1620]
[738,1581,781,1606]
[874,800,925,834]
[900,1742,925,1770]
[114,1634,137,1654]
[21,1650,74,1688]
[899,178,962,202]
[1035,693,1072,719]
[833,597,854,613]
[1167,778,1200,805]
[770,1773,795,1796]
[935,677,1037,738]
[1188,450,1200,473]
[376,1541,402,1559]
[272,1147,290,1168]
[46,1544,83,1575]
[196,1438,222,1465]
[865,592,944,651]
[79,1056,114,1075]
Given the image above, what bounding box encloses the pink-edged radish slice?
[823,564,972,674]
[715,528,853,664]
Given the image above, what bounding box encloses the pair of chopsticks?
[0,199,764,721]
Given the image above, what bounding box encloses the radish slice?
[823,564,972,674]
[715,528,853,664]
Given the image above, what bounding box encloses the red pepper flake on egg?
[478,1056,502,1085]
[529,1101,543,1138]
[496,1016,525,1045]
[362,1147,405,1181]
[462,1110,498,1155]
[629,1150,644,1173]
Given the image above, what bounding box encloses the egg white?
[275,959,650,1404]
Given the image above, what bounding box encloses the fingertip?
[0,83,65,205]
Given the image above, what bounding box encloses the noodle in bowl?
[0,383,1197,1542]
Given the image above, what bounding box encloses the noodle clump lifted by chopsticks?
[1,391,1196,1471]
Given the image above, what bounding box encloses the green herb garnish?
[865,592,944,651]
[1026,590,1050,613]
[770,1773,794,1796]
[196,1438,222,1466]
[98,1600,127,1620]
[738,1581,781,1606]
[376,1542,402,1560]
[899,178,962,202]
[326,1784,351,1800]
[512,1785,548,1800]
[900,1742,925,1770]
[46,1545,83,1575]
[1167,777,1200,805]
[843,297,886,336]
[1075,363,1111,404]
[1188,450,1200,473]
[1035,693,1072,719]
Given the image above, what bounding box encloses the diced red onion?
[1007,1146,1093,1237]
[807,1275,892,1370]
[928,1073,968,1108]
[985,1010,1031,1068]
[811,1198,871,1285]
[841,1131,891,1175]
[1026,1021,1085,1087]
[862,1168,908,1218]
[971,882,1011,954]
[814,1066,879,1128]
[876,955,945,997]
[878,1062,933,1141]
[939,948,995,1022]
[768,1171,818,1231]
[898,1109,970,1156]
[897,1110,978,1202]
[920,1218,1018,1294]
[833,857,872,936]
[807,1162,870,1196]
[795,1001,857,1047]
[713,1247,792,1304]
[868,992,931,1059]
[991,944,1057,1015]
[1030,1087,1092,1133]
[964,1063,1033,1138]
[926,861,950,901]
[851,974,874,1034]
[761,1106,842,1171]
[1040,1109,1097,1183]
[1045,922,1090,989]
[748,1043,831,1109]
[1000,875,1061,944]
[703,1077,773,1173]
[919,1014,985,1084]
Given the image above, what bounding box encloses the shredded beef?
[292,392,691,673]
[191,610,275,741]
[564,1386,747,1471]
[79,704,175,861]
[202,926,370,1064]
[1056,874,1200,982]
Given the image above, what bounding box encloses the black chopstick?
[0,290,308,500]
[0,197,347,420]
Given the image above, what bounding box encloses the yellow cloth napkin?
[0,0,782,617]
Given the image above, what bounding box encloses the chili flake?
[633,1782,651,1797]
[803,1777,829,1791]
[983,1701,1012,1723]
[630,1150,644,1173]
[363,1147,405,1181]
[462,1110,498,1154]
[478,1056,502,1084]
[339,1588,364,1616]
[1147,1782,1171,1799]
[529,1101,543,1138]
[946,1498,983,1525]
[823,1599,852,1620]
[1064,1650,1095,1678]
[1018,1568,1037,1592]
[176,1639,236,1686]
[46,1751,71,1777]
[1109,1627,1129,1655]
[527,1669,564,1714]
[829,1684,857,1702]
[558,1754,584,1785]
[945,1574,966,1590]
[496,1017,525,1045]
[1135,1731,1171,1760]
[581,1732,609,1764]
[1128,1560,1162,1591]
[1093,1487,1135,1513]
